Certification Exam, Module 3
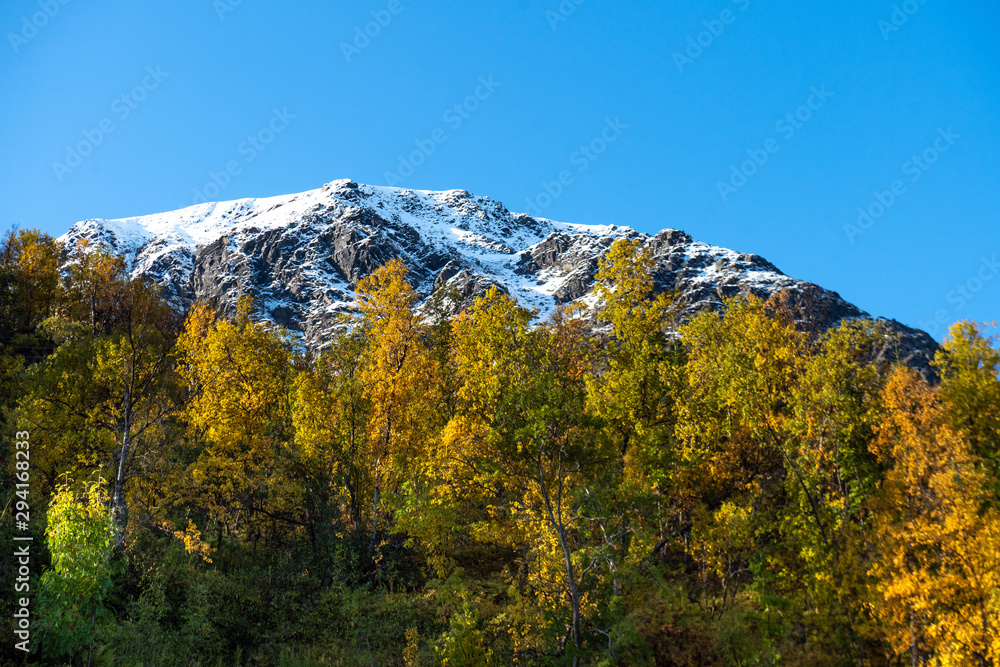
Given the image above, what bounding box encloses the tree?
[775,320,889,658]
[451,288,615,664]
[18,276,179,546]
[355,259,439,556]
[293,327,373,542]
[588,238,679,499]
[57,240,130,338]
[0,227,63,338]
[0,262,16,344]
[935,321,1000,502]
[93,289,179,546]
[869,367,1000,665]
[674,296,803,538]
[673,298,889,660]
[37,477,117,663]
[0,341,21,426]
[176,297,297,544]
[585,238,686,634]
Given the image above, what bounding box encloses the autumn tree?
[588,238,680,547]
[869,367,1000,665]
[589,238,677,473]
[674,297,889,660]
[57,240,134,339]
[0,228,64,338]
[354,259,439,557]
[449,288,617,664]
[293,326,373,544]
[0,260,16,344]
[17,269,179,546]
[674,297,804,565]
[775,320,889,659]
[176,297,297,544]
[95,280,179,545]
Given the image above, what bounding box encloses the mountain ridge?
[60,179,938,370]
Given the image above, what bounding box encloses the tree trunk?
[112,389,132,548]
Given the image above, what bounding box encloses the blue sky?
[1,0,997,339]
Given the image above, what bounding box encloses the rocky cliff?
[61,179,938,370]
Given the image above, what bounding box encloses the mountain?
[60,179,938,369]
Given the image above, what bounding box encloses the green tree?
[935,321,1000,502]
[37,477,117,662]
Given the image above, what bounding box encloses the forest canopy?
[2,228,999,666]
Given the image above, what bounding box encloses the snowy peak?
[60,180,938,370]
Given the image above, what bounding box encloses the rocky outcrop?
[60,179,939,371]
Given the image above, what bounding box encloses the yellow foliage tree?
[355,259,439,554]
[58,240,132,338]
[869,367,1000,666]
[18,270,178,547]
[589,238,678,493]
[450,288,615,664]
[176,297,296,542]
[675,298,888,657]
[293,327,373,537]
[0,227,63,336]
[674,295,805,551]
[777,320,889,657]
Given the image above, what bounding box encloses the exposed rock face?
[60,179,938,371]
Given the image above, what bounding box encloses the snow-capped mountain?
[60,179,937,368]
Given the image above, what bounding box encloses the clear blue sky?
[1,0,997,339]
